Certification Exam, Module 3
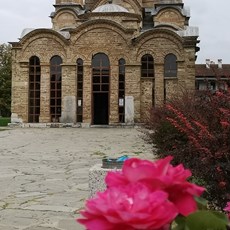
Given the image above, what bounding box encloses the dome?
[20,28,35,39]
[93,3,129,13]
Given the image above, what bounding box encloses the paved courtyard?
[0,127,154,230]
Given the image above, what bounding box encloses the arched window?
[164,54,177,78]
[92,53,110,125]
[50,55,62,122]
[76,58,83,122]
[141,54,154,78]
[28,56,40,123]
[118,58,125,123]
[92,53,110,92]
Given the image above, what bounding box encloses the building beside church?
[195,59,230,91]
[10,0,199,126]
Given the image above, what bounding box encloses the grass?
[0,117,10,126]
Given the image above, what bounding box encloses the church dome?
[92,3,129,13]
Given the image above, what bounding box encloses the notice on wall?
[78,99,82,107]
[119,98,124,107]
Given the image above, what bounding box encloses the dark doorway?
[93,93,108,125]
[92,53,110,125]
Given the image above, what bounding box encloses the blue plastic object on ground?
[116,155,129,162]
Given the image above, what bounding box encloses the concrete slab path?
[0,127,154,230]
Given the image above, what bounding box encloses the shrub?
[146,89,230,208]
[0,117,10,126]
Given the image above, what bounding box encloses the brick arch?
[88,50,111,60]
[71,19,132,45]
[134,28,183,50]
[137,50,157,63]
[160,50,181,63]
[20,29,69,46]
[52,8,78,18]
[73,54,88,63]
[81,49,130,64]
[20,32,68,62]
[52,9,78,29]
[156,7,185,18]
[134,29,184,62]
[113,53,131,65]
[155,8,185,29]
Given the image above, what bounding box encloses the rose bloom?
[224,202,230,212]
[105,156,205,216]
[77,183,178,230]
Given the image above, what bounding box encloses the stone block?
[125,96,134,124]
[89,164,121,198]
[81,123,90,128]
[60,96,76,123]
[11,113,23,124]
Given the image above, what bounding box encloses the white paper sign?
[119,98,124,106]
[78,99,82,107]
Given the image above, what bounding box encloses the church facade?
[10,0,199,126]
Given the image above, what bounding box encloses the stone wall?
[154,8,186,29]
[11,1,198,125]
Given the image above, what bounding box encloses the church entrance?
[93,93,109,124]
[92,53,110,125]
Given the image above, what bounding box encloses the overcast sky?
[0,0,229,64]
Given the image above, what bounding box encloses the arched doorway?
[92,53,110,125]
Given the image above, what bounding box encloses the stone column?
[125,63,141,123]
[60,64,76,123]
[140,78,154,122]
[11,60,28,123]
[184,49,196,90]
[154,62,164,106]
[82,62,92,125]
[39,63,51,123]
[109,64,119,124]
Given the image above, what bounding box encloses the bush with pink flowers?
[146,89,230,208]
[77,157,229,230]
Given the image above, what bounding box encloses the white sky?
[0,0,229,64]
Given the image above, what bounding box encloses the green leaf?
[185,210,228,230]
[195,196,208,210]
[172,216,186,230]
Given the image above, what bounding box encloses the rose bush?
[77,157,229,230]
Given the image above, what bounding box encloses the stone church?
[10,0,199,126]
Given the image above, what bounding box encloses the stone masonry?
[10,0,199,125]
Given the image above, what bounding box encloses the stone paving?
[0,127,154,230]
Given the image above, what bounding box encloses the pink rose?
[164,162,205,216]
[77,183,178,230]
[105,156,173,189]
[224,202,230,212]
[105,157,205,216]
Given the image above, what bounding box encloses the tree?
[0,43,12,117]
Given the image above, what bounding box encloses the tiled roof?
[195,64,230,78]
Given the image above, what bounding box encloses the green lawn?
[0,117,10,126]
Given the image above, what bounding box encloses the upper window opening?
[141,54,154,78]
[164,54,177,78]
